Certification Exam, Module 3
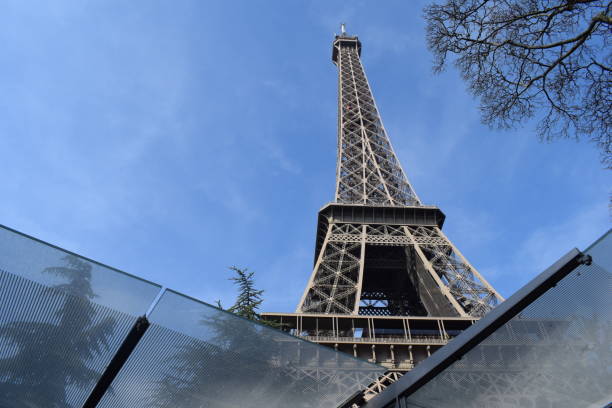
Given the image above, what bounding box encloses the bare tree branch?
[424,0,612,167]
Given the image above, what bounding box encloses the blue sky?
[1,0,609,312]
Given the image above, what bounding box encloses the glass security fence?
[0,225,386,408]
[0,226,161,408]
[97,290,385,408]
[365,229,611,408]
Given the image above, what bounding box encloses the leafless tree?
[424,0,611,167]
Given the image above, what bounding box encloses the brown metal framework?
[296,31,502,319]
[332,37,419,207]
[264,27,505,402]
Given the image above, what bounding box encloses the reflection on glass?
[99,292,386,408]
[392,231,612,408]
[0,256,117,407]
[0,226,160,408]
[149,313,294,407]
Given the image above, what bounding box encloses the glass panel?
[394,230,612,408]
[0,226,161,407]
[98,290,386,408]
[0,226,161,314]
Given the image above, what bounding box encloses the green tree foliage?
[424,0,611,167]
[0,255,116,408]
[217,266,280,328]
[226,266,264,321]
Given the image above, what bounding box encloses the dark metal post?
[82,316,150,408]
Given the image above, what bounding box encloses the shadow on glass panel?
[0,255,117,408]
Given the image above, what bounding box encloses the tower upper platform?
[332,34,361,64]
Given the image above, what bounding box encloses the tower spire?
[332,31,420,206]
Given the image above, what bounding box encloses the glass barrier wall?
[0,225,386,408]
[0,226,162,407]
[384,230,611,408]
[97,290,385,408]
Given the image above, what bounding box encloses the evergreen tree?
[226,266,264,321]
[220,266,280,329]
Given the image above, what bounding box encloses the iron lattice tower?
[296,30,503,319]
[262,29,504,392]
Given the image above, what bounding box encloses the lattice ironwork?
[335,37,420,207]
[282,366,385,407]
[300,225,363,314]
[406,226,500,317]
[361,371,403,402]
[297,30,503,319]
[299,222,501,317]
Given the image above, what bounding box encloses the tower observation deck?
[262,28,503,393]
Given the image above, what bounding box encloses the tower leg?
[298,222,364,314]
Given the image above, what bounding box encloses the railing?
[370,361,415,370]
[299,335,450,345]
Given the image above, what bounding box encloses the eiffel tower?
[262,26,503,394]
